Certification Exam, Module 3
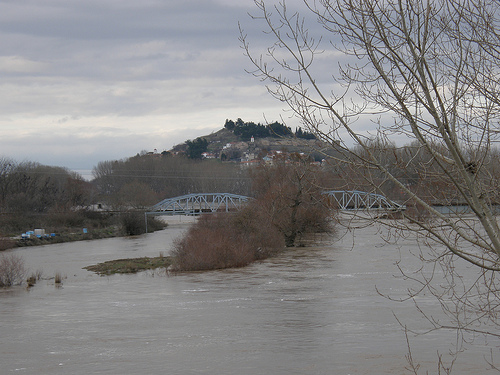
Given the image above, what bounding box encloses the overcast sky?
[0,0,299,176]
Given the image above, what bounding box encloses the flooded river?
[0,218,493,374]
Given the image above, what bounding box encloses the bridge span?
[147,193,252,216]
[323,190,405,212]
[146,190,404,217]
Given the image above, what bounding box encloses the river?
[0,217,493,374]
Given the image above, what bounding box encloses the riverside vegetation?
[0,157,169,252]
[86,157,333,274]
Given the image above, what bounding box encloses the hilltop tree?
[268,121,293,137]
[224,119,236,131]
[185,138,209,159]
[241,0,500,371]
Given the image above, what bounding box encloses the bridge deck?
[146,190,404,217]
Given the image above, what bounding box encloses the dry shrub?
[121,212,145,235]
[172,208,284,271]
[46,210,85,228]
[0,253,26,287]
[121,212,166,236]
[0,238,16,251]
[230,205,285,258]
[26,274,37,287]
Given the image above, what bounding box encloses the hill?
[170,119,334,162]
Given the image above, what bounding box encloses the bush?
[172,209,284,271]
[121,212,145,235]
[0,253,26,287]
[46,210,85,228]
[0,238,16,251]
[121,212,167,236]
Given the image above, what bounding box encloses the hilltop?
[169,119,334,162]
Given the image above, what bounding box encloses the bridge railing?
[323,190,405,211]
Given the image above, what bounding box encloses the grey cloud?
[0,0,310,170]
[0,0,253,82]
[0,0,244,44]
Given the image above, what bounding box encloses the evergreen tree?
[186,138,209,159]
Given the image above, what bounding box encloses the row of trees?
[224,118,316,140]
[92,153,252,209]
[0,157,92,214]
[323,139,500,213]
[0,157,104,236]
[0,163,170,239]
[4,136,498,220]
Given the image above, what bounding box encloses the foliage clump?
[172,158,333,271]
[250,156,332,247]
[185,138,209,159]
[0,253,26,287]
[121,212,165,236]
[171,208,284,271]
[224,118,315,141]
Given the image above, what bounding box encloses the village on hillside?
[150,119,332,166]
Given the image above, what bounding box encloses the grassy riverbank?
[0,212,168,251]
[84,256,173,275]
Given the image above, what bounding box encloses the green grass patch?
[84,256,173,275]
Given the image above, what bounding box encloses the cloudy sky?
[0,0,298,176]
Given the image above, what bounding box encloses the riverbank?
[0,213,183,251]
[0,227,130,251]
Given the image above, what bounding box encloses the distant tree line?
[5,133,497,238]
[0,157,101,236]
[321,138,500,215]
[0,158,92,214]
[92,152,252,208]
[224,118,315,141]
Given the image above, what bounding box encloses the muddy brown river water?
[0,218,493,374]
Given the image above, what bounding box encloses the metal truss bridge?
[323,190,405,211]
[146,190,404,217]
[147,193,252,216]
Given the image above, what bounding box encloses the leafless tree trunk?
[241,0,500,371]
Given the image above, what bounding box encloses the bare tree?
[113,180,159,209]
[241,0,500,371]
[0,253,26,287]
[250,154,331,246]
[0,157,15,210]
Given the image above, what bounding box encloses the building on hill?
[201,152,216,159]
